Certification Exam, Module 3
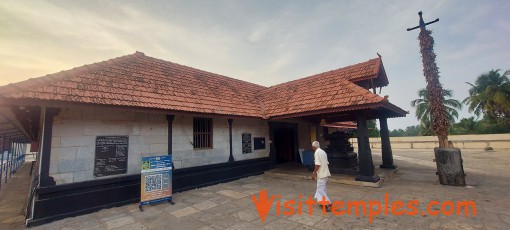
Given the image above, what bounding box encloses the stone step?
[263,167,398,188]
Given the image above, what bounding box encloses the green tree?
[368,120,380,137]
[404,125,421,136]
[410,88,463,124]
[463,69,510,119]
[476,117,510,134]
[390,129,405,137]
[450,117,479,134]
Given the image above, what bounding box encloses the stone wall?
[49,108,270,185]
[350,134,510,150]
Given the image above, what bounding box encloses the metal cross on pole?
[407,11,439,31]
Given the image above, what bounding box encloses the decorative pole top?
[418,11,425,29]
[407,11,439,32]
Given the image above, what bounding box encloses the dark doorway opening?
[270,122,298,164]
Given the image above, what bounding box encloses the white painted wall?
[171,115,270,169]
[49,108,270,185]
[50,108,168,185]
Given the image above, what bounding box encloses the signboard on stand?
[140,155,173,210]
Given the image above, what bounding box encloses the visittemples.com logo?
[251,190,476,223]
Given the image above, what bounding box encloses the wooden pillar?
[9,142,15,176]
[5,138,10,183]
[22,143,26,163]
[228,119,234,162]
[166,115,175,174]
[13,142,18,172]
[166,115,175,155]
[379,116,397,169]
[40,107,61,187]
[0,136,3,188]
[15,143,19,170]
[355,111,380,182]
[268,122,277,164]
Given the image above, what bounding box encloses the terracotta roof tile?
[0,52,404,119]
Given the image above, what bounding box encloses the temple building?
[0,51,406,226]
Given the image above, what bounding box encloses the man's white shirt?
[314,148,331,178]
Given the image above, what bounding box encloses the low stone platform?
[264,163,398,188]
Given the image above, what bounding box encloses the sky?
[1,0,509,130]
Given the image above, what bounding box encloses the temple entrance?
[270,122,298,164]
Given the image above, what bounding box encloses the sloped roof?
[0,52,406,119]
[260,66,386,118]
[318,56,388,88]
[0,52,266,117]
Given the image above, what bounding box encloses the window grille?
[193,118,212,149]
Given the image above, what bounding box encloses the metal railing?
[0,141,28,190]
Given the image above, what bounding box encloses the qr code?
[145,174,162,192]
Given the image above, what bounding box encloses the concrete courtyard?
[4,148,510,229]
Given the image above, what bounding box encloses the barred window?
[193,118,212,149]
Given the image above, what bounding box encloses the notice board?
[140,155,172,206]
[254,137,266,150]
[94,136,128,177]
[242,133,252,154]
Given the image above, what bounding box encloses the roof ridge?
[266,57,380,90]
[0,51,144,96]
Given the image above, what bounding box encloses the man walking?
[311,141,332,211]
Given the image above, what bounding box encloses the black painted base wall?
[27,157,273,227]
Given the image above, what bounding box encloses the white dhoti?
[314,177,331,204]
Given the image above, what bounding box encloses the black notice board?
[94,136,129,177]
[242,133,252,154]
[254,137,266,150]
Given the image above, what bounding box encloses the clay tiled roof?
[0,52,405,119]
[322,57,388,87]
[260,60,388,118]
[322,121,357,129]
[0,52,266,117]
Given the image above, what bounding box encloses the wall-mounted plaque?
[94,136,129,177]
[254,137,266,150]
[242,133,252,154]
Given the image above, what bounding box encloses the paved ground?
[3,149,510,229]
[0,160,33,229]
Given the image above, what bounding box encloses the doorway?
[270,122,298,164]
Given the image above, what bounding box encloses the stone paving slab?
[264,163,398,188]
[13,149,510,229]
[192,200,218,211]
[170,207,199,218]
[104,216,135,229]
[0,162,33,230]
[216,189,249,199]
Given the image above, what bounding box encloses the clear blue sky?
[1,0,509,129]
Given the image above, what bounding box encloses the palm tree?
[418,117,434,136]
[463,69,510,119]
[411,88,463,124]
[418,28,451,147]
